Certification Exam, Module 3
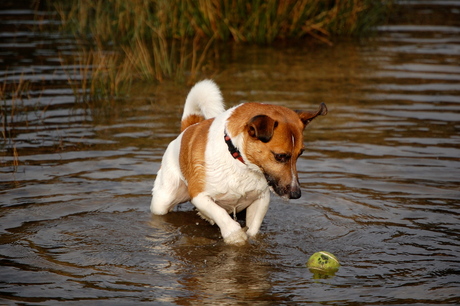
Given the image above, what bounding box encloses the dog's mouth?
[264,173,301,199]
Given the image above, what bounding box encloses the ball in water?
[306,251,340,274]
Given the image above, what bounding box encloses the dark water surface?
[1,1,460,305]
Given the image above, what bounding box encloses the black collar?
[224,132,245,164]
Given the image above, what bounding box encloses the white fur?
[150,133,190,215]
[151,80,270,245]
[182,79,225,120]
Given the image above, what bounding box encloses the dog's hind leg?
[150,167,189,215]
[245,189,270,238]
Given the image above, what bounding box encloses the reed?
[53,0,390,43]
[46,0,392,100]
[0,75,32,172]
[60,46,140,105]
[1,76,30,141]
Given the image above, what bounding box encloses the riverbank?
[44,0,393,100]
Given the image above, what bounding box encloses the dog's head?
[232,103,327,199]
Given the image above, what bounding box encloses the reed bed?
[1,76,32,171]
[47,0,392,99]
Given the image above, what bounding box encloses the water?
[1,1,459,305]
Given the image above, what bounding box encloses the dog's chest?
[213,190,262,213]
[206,168,268,213]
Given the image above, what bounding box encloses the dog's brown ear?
[248,115,278,143]
[296,102,328,128]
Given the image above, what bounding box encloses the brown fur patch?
[227,103,304,137]
[227,103,306,196]
[181,114,205,132]
[180,118,214,198]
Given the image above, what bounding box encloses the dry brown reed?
[0,75,33,172]
[46,0,392,100]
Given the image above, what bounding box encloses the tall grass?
[60,49,134,103]
[1,75,33,172]
[47,0,392,100]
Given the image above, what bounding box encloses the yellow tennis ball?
[306,251,340,273]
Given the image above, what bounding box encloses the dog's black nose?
[289,186,301,199]
[290,190,301,199]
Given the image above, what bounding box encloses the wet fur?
[151,80,327,245]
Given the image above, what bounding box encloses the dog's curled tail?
[181,79,225,131]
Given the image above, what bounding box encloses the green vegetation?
[48,0,392,100]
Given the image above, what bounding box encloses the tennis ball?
[306,251,340,274]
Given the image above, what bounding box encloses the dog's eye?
[273,153,291,163]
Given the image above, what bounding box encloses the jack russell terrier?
[151,80,327,245]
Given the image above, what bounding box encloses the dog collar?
[224,132,245,164]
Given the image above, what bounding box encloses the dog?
[150,80,327,245]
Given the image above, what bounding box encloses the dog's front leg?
[245,189,271,238]
[192,193,248,245]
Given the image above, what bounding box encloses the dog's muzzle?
[264,174,301,199]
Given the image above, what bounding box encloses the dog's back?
[180,80,225,132]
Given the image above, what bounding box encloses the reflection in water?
[1,1,460,304]
[148,212,277,304]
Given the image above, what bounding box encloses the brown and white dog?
[151,80,327,245]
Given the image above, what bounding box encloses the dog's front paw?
[223,228,248,246]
